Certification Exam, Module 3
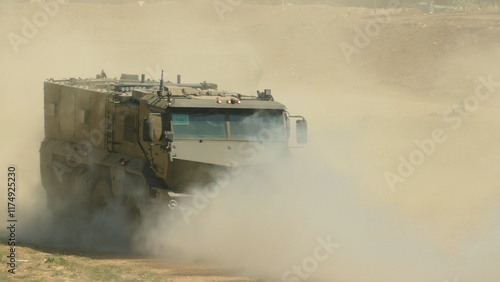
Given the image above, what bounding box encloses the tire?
[90,172,113,210]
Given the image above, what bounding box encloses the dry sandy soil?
[1,1,500,281]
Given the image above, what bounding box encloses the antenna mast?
[159,70,164,91]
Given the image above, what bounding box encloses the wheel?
[90,173,113,210]
[45,160,73,216]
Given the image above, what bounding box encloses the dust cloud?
[1,1,500,281]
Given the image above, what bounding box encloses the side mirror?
[296,119,308,144]
[163,131,174,151]
[164,131,174,142]
[143,118,154,142]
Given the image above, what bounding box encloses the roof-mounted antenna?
[157,70,164,96]
[159,70,164,90]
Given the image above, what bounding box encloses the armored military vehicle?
[40,71,307,211]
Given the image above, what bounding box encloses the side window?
[78,109,90,124]
[46,103,59,117]
[123,114,136,143]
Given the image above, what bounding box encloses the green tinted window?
[229,110,285,141]
[172,109,227,139]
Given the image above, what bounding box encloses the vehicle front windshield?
[229,110,285,141]
[171,109,227,139]
[171,109,286,141]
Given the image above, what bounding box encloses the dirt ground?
[1,1,500,281]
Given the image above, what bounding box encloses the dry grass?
[0,243,259,282]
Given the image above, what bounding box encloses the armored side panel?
[43,82,108,150]
[89,89,107,150]
[74,88,91,142]
[41,81,151,211]
[111,100,142,157]
[43,82,61,138]
[59,86,75,141]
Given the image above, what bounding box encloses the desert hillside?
[1,1,500,281]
